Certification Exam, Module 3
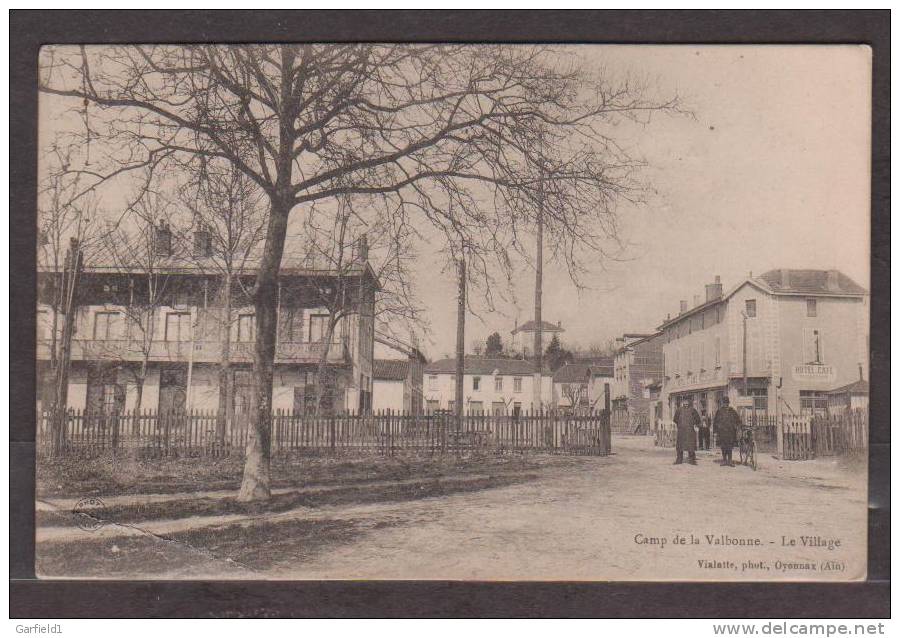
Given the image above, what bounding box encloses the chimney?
[693,294,701,307]
[356,234,369,263]
[780,269,790,288]
[679,300,688,314]
[193,224,212,258]
[826,269,840,292]
[154,219,172,257]
[557,320,561,328]
[705,275,723,302]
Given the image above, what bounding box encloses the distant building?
[423,357,552,415]
[827,378,869,414]
[553,357,613,411]
[659,270,868,422]
[510,319,564,357]
[372,351,427,414]
[612,332,664,428]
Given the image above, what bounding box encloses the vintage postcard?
[34,43,870,581]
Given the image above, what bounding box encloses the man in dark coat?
[713,396,741,467]
[673,398,700,465]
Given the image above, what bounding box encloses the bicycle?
[738,426,757,471]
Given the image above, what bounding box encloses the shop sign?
[792,364,836,383]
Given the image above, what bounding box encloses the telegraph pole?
[454,258,466,430]
[532,133,545,410]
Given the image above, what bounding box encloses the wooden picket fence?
[37,408,612,459]
[656,409,868,460]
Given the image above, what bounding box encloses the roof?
[373,359,410,381]
[828,379,869,396]
[510,320,564,335]
[757,269,867,297]
[37,236,382,288]
[615,332,662,352]
[424,356,546,376]
[553,363,589,383]
[657,269,867,330]
[587,360,614,378]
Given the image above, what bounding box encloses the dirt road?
[36,437,867,581]
[280,437,867,581]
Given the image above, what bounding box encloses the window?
[236,313,256,343]
[469,400,483,415]
[495,376,503,392]
[807,298,817,317]
[472,376,481,391]
[163,312,191,342]
[800,390,828,416]
[37,309,51,340]
[94,311,124,340]
[745,299,757,318]
[308,313,329,343]
[513,377,523,393]
[428,375,439,391]
[279,308,304,342]
[426,399,440,414]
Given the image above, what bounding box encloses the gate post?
[776,415,785,458]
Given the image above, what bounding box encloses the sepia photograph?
[31,42,871,582]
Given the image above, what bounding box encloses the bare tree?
[94,192,179,412]
[179,161,267,440]
[37,145,100,384]
[297,193,420,415]
[40,44,679,500]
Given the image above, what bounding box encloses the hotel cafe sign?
[792,364,837,383]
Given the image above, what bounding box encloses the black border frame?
[10,9,890,618]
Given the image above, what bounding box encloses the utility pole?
[454,258,466,431]
[52,237,83,457]
[532,135,545,411]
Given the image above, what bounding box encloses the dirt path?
[36,437,867,581]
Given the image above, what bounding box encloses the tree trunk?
[238,46,296,502]
[134,356,148,411]
[217,272,232,444]
[237,196,291,502]
[313,316,339,417]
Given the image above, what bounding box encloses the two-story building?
[659,270,868,422]
[422,357,553,415]
[37,226,379,417]
[612,332,664,427]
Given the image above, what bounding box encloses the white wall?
[422,371,552,413]
[373,379,405,412]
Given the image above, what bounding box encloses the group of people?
[671,396,742,467]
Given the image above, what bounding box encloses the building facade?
[422,357,553,415]
[612,332,664,427]
[553,357,614,411]
[37,229,379,417]
[659,270,868,422]
[372,353,426,414]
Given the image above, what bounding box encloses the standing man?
[673,397,700,465]
[698,410,711,450]
[713,395,740,467]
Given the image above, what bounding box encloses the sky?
[404,45,872,359]
[38,45,872,362]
